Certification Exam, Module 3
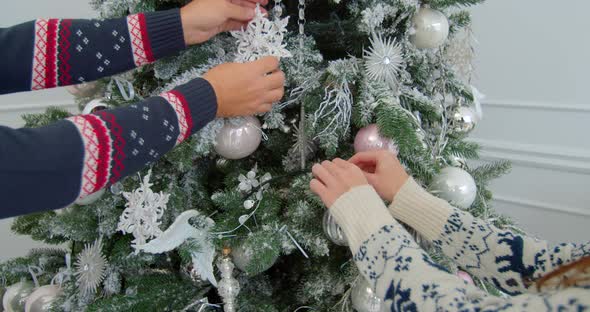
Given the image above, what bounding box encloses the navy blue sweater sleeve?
[0,9,185,95]
[0,78,217,218]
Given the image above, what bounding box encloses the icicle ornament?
[217,248,240,312]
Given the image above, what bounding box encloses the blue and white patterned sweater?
[330,178,590,311]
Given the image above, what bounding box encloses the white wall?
[0,1,95,261]
[470,0,590,243]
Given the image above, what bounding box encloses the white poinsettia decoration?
[117,169,169,249]
[232,4,292,63]
[75,238,108,295]
[364,33,404,88]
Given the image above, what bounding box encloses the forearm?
[0,78,215,218]
[389,178,590,294]
[0,9,185,94]
[331,187,590,311]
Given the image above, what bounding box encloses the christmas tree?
[1,0,514,311]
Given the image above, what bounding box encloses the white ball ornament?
[410,7,449,49]
[24,285,62,312]
[3,281,34,312]
[214,117,262,160]
[75,188,106,206]
[351,277,386,312]
[430,167,477,209]
[82,99,109,115]
[322,210,348,246]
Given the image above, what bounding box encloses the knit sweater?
[330,178,590,311]
[0,10,217,218]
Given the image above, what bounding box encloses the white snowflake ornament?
[117,169,169,250]
[364,34,404,89]
[75,238,108,296]
[232,5,292,63]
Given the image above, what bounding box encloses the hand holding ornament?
[309,159,369,208]
[180,0,268,45]
[204,56,285,117]
[349,151,409,202]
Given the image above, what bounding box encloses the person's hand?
[309,159,369,208]
[203,56,285,117]
[349,151,409,202]
[180,0,268,45]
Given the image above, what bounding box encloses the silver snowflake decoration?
[117,169,169,250]
[75,238,108,295]
[232,5,292,63]
[364,34,404,89]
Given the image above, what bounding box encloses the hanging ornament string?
[297,0,307,170]
[51,253,73,287]
[105,77,138,101]
[28,265,44,288]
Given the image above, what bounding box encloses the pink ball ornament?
[353,124,398,155]
[457,270,474,285]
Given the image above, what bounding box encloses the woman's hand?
[309,159,369,208]
[349,151,409,202]
[180,0,268,45]
[203,56,285,117]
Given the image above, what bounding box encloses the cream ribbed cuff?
[388,178,454,241]
[330,185,396,252]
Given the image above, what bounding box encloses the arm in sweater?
[330,186,590,311]
[0,78,216,219]
[0,9,184,94]
[389,178,590,295]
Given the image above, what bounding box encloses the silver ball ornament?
[231,243,253,273]
[323,210,348,246]
[24,285,62,312]
[81,99,108,115]
[410,7,449,49]
[75,188,106,206]
[354,124,398,155]
[214,117,262,160]
[430,167,477,209]
[3,281,34,312]
[450,106,478,134]
[351,278,386,312]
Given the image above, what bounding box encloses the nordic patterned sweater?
[330,178,590,311]
[0,10,217,218]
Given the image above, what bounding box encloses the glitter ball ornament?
[3,281,34,312]
[75,188,105,206]
[66,81,99,97]
[457,270,474,285]
[214,117,262,160]
[430,167,477,209]
[323,210,348,246]
[24,285,62,312]
[354,124,398,155]
[364,34,404,88]
[410,7,449,49]
[231,243,253,273]
[450,106,478,134]
[217,248,240,312]
[81,99,108,115]
[75,238,108,295]
[351,277,385,312]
